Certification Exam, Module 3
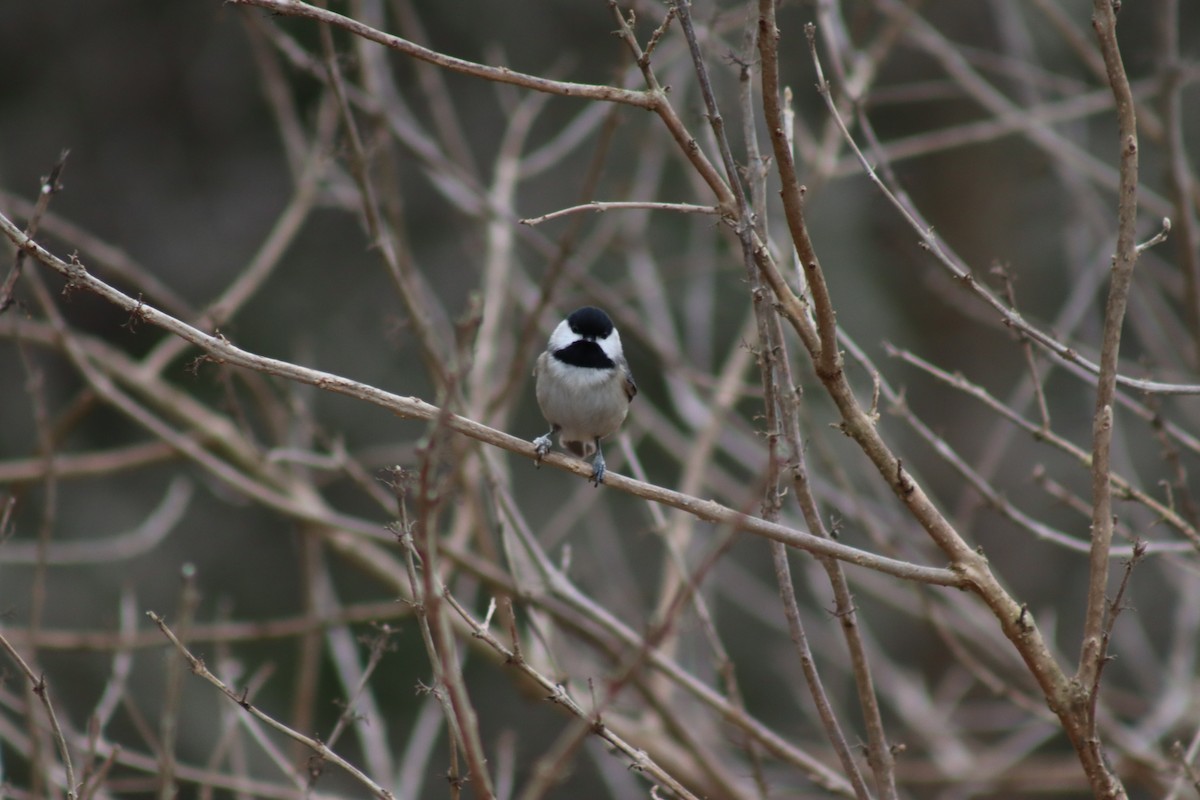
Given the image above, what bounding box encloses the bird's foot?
[532,435,553,467]
[590,451,606,487]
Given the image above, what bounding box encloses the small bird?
[533,306,637,485]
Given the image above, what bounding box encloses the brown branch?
[4,600,408,652]
[0,210,961,588]
[0,631,78,798]
[606,0,735,211]
[672,3,890,792]
[228,0,655,109]
[1075,5,1140,797]
[756,12,1136,798]
[147,612,395,798]
[441,590,702,800]
[758,11,840,379]
[411,413,497,798]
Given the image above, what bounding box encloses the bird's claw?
[532,435,552,467]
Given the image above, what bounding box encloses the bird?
[532,306,636,485]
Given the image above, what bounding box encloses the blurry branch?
[1156,0,1200,352]
[519,201,720,226]
[440,571,703,799]
[232,0,743,208]
[316,19,459,395]
[306,555,394,778]
[229,0,655,108]
[140,147,327,377]
[469,86,543,425]
[157,566,200,799]
[1026,0,1200,222]
[0,436,176,484]
[389,0,479,178]
[886,343,1200,552]
[491,107,622,418]
[873,0,1170,218]
[241,11,310,178]
[806,20,1196,397]
[0,477,192,564]
[824,80,1162,181]
[9,158,71,800]
[620,445,765,797]
[0,632,77,798]
[2,600,407,651]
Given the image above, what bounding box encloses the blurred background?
[1,0,1199,797]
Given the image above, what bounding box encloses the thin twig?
[885,343,1199,551]
[804,18,1197,396]
[444,584,703,800]
[146,611,396,798]
[231,0,654,108]
[158,565,200,799]
[0,631,78,798]
[519,201,720,226]
[0,150,68,313]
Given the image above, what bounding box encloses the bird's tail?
[563,438,597,459]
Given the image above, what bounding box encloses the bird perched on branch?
[532,306,636,485]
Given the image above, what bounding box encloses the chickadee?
[532,306,637,485]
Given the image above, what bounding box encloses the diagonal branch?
[0,210,961,589]
[229,0,654,108]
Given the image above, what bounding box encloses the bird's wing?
[620,358,638,401]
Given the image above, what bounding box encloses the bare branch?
[519,201,720,226]
[228,0,656,109]
[147,611,395,798]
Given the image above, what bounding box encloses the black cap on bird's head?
[566,306,614,340]
[547,306,622,370]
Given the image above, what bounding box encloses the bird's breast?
[535,356,630,442]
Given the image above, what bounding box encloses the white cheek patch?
[598,328,623,362]
[547,319,577,352]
